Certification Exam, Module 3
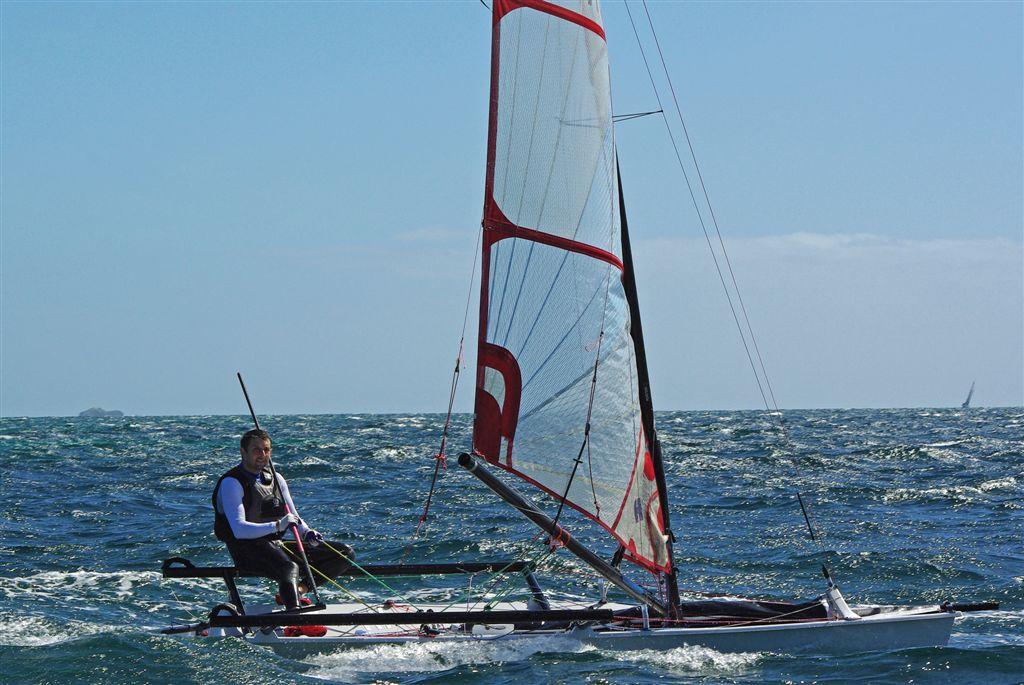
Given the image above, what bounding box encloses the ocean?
[1,408,1021,684]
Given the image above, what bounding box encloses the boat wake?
[0,614,115,647]
[301,636,762,681]
[951,608,1024,648]
[303,634,591,680]
[0,570,161,602]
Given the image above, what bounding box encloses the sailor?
[212,428,353,610]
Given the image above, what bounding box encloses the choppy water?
[1,408,1021,684]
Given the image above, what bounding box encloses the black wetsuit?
[212,465,353,609]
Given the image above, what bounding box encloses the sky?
[1,0,1021,417]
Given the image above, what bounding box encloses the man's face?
[241,438,272,474]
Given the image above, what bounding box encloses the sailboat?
[160,0,995,653]
[962,381,975,409]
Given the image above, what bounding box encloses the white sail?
[472,0,669,573]
[962,381,975,409]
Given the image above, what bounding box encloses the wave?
[882,476,1021,504]
[0,614,115,647]
[0,570,161,602]
[605,644,763,674]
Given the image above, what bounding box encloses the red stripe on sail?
[485,202,624,271]
[487,220,624,272]
[473,343,523,465]
[483,6,502,212]
[475,7,503,468]
[494,0,606,41]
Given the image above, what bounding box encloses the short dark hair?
[240,429,271,452]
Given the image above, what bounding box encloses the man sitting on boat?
[212,428,353,610]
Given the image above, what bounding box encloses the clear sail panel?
[492,5,617,251]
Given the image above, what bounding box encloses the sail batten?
[474,0,671,575]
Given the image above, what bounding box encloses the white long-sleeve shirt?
[215,469,312,540]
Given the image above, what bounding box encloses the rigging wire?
[623,0,835,572]
[550,237,617,532]
[165,584,201,623]
[281,544,389,612]
[639,0,779,411]
[401,229,482,563]
[620,0,773,413]
[612,109,663,123]
[551,329,604,531]
[476,546,555,611]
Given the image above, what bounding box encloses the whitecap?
[925,440,965,448]
[978,476,1019,492]
[0,569,160,601]
[0,614,113,647]
[882,477,1020,504]
[163,473,208,484]
[606,644,763,674]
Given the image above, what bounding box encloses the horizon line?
[2,405,1020,420]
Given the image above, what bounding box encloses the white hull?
[580,610,954,653]
[212,600,955,656]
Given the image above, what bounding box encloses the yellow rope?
[317,541,418,607]
[458,545,554,613]
[280,544,380,613]
[288,540,555,618]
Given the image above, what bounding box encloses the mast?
[616,159,681,614]
[235,373,324,608]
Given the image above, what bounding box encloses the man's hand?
[275,513,300,535]
[304,529,324,547]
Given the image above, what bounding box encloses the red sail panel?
[472,0,670,573]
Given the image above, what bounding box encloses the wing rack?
[206,607,614,629]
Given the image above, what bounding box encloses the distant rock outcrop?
[78,407,124,418]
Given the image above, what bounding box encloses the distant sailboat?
[962,381,976,409]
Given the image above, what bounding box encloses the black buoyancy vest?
[212,464,288,543]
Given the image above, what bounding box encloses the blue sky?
[2,0,1021,417]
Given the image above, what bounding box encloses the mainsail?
[962,381,975,409]
[472,0,671,575]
